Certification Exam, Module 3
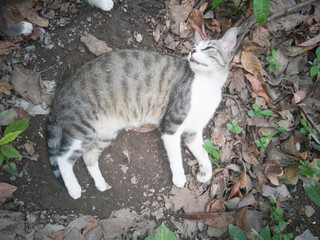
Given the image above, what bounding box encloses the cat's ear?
[221,27,238,53]
[194,31,203,45]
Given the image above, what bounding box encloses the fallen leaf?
[240,162,247,189]
[238,193,255,208]
[205,18,221,33]
[261,184,291,199]
[281,136,300,157]
[245,74,271,105]
[80,34,112,56]
[276,110,295,131]
[188,9,208,40]
[243,41,263,51]
[0,182,17,198]
[299,34,320,47]
[283,166,300,184]
[293,90,307,104]
[251,26,270,48]
[0,41,17,55]
[16,2,49,27]
[272,48,288,78]
[153,24,161,42]
[241,51,263,80]
[83,218,99,236]
[207,198,224,213]
[244,210,265,233]
[228,68,246,94]
[50,230,64,240]
[235,207,248,230]
[0,81,13,95]
[228,181,241,200]
[264,162,283,185]
[12,65,50,106]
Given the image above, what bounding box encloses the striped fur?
[47,28,238,199]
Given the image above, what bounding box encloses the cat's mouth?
[190,56,208,67]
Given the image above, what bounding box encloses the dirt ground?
[0,0,320,239]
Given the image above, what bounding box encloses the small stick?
[300,107,320,136]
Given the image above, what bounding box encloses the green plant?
[309,46,320,76]
[248,104,273,118]
[227,119,242,134]
[273,124,285,133]
[298,160,320,179]
[0,118,29,176]
[300,119,313,134]
[145,222,179,240]
[203,139,221,168]
[266,50,282,72]
[303,178,320,207]
[255,131,274,152]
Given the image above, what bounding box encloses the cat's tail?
[46,108,64,185]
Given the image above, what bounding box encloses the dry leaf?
[241,51,263,80]
[299,34,320,47]
[0,41,17,55]
[235,207,248,230]
[80,34,112,56]
[0,182,17,198]
[273,48,288,78]
[243,41,263,51]
[251,26,270,48]
[240,162,247,189]
[205,18,221,33]
[281,136,300,157]
[228,181,241,200]
[153,24,161,42]
[207,198,224,213]
[83,218,99,236]
[283,166,300,182]
[293,90,307,104]
[188,9,208,40]
[50,230,64,240]
[0,81,13,95]
[16,2,49,27]
[264,162,283,185]
[245,74,271,105]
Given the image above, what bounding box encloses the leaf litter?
[1,0,320,239]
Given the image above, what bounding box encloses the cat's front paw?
[172,174,186,188]
[196,167,212,183]
[68,183,82,199]
[20,22,33,35]
[95,179,108,192]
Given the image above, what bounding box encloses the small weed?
[255,131,274,152]
[203,139,221,168]
[274,123,285,133]
[281,176,289,184]
[266,49,282,72]
[248,104,272,118]
[227,119,242,134]
[298,160,320,179]
[0,117,29,176]
[309,46,320,76]
[300,119,313,134]
[145,222,179,240]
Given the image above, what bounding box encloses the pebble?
[135,33,143,43]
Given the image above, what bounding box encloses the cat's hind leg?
[162,133,186,188]
[183,131,212,183]
[83,139,112,192]
[57,139,83,199]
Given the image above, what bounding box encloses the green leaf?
[227,124,234,131]
[145,222,179,240]
[272,49,277,57]
[0,145,21,158]
[229,225,248,240]
[303,178,320,207]
[300,128,307,134]
[260,225,272,240]
[261,109,273,116]
[253,0,271,24]
[232,119,238,126]
[274,124,279,129]
[316,46,320,59]
[0,110,10,125]
[279,219,286,228]
[0,153,4,166]
[211,0,223,9]
[234,126,242,134]
[268,64,276,72]
[202,140,213,150]
[4,162,19,176]
[253,104,260,112]
[255,140,261,147]
[278,127,285,133]
[266,56,274,63]
[248,110,255,117]
[0,131,22,145]
[212,150,220,160]
[313,144,320,151]
[308,61,314,66]
[4,118,29,136]
[273,225,281,234]
[269,196,275,204]
[300,119,307,127]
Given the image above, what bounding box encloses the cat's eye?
[202,46,216,51]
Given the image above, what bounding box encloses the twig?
[300,107,320,137]
[234,0,318,55]
[39,64,57,74]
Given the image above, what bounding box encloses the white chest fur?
[183,72,227,132]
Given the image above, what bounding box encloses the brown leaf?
[241,51,263,80]
[240,162,247,189]
[293,90,307,104]
[12,65,50,105]
[16,2,49,27]
[273,49,288,78]
[0,41,17,55]
[188,9,208,40]
[299,34,320,47]
[0,81,13,95]
[235,207,248,230]
[207,198,224,213]
[204,213,234,228]
[83,218,99,236]
[283,166,300,183]
[264,162,283,185]
[0,182,17,198]
[243,41,263,51]
[153,24,161,42]
[251,26,270,48]
[228,181,241,200]
[257,171,268,192]
[80,34,113,56]
[281,136,300,157]
[50,230,64,240]
[205,19,221,33]
[245,74,271,105]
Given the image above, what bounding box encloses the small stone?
[305,205,315,218]
[131,175,138,184]
[135,34,143,43]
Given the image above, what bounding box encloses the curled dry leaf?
[188,9,208,40]
[80,34,112,56]
[283,166,300,184]
[281,136,300,157]
[0,41,17,55]
[0,182,17,198]
[245,74,271,105]
[240,162,247,189]
[264,162,283,185]
[299,34,320,47]
[15,2,49,27]
[235,207,248,230]
[228,181,241,200]
[0,81,13,95]
[241,51,263,80]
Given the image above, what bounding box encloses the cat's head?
[188,27,238,73]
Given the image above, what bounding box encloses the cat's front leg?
[162,133,186,188]
[183,131,212,183]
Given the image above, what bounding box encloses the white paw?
[95,179,108,192]
[196,167,212,183]
[88,0,114,11]
[67,183,82,199]
[172,174,186,188]
[20,22,33,35]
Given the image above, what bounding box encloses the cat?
[47,27,238,199]
[0,0,113,37]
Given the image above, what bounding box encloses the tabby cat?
[47,28,238,199]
